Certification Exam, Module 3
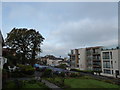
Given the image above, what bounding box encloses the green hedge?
[17,64,35,75]
[70,69,94,74]
[11,64,35,77]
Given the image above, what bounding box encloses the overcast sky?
[2,2,118,57]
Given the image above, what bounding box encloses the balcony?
[93,63,101,66]
[93,65,101,68]
[87,63,92,66]
[92,51,100,55]
[68,53,76,56]
[93,58,101,61]
[103,57,110,59]
[86,52,92,55]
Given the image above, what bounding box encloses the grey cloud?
[2,2,118,57]
[41,18,118,57]
[50,18,117,46]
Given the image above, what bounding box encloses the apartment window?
[110,52,112,59]
[95,49,99,54]
[96,56,100,60]
[71,50,73,54]
[87,50,91,55]
[93,62,100,65]
[104,69,111,74]
[93,49,95,53]
[103,61,110,68]
[103,52,110,59]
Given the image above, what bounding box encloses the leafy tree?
[5,28,44,65]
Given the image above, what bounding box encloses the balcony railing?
[92,51,100,54]
[103,57,110,59]
[93,65,101,68]
[93,58,101,61]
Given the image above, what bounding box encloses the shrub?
[27,80,37,84]
[70,69,94,74]
[59,72,65,77]
[56,64,67,69]
[70,69,81,72]
[69,72,80,77]
[42,69,52,77]
[13,64,35,76]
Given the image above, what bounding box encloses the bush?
[19,64,34,75]
[42,69,52,77]
[11,71,26,78]
[70,69,81,72]
[12,64,35,77]
[70,69,94,74]
[69,72,80,77]
[59,72,65,77]
[56,64,67,69]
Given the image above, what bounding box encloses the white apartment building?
[78,48,87,70]
[69,46,102,71]
[101,48,120,77]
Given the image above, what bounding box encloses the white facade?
[78,48,87,70]
[69,46,102,71]
[101,49,120,78]
[47,59,63,66]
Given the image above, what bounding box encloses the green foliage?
[11,64,35,77]
[59,72,65,77]
[69,72,80,77]
[42,69,52,77]
[17,64,35,75]
[4,80,49,89]
[70,69,94,74]
[64,78,120,88]
[56,64,67,69]
[46,76,120,88]
[5,28,45,65]
[5,80,16,88]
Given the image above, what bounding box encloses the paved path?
[42,79,63,90]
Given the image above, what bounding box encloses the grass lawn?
[65,78,119,88]
[45,76,120,88]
